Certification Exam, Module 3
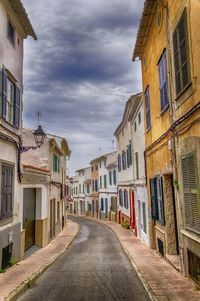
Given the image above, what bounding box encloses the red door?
[130,191,137,234]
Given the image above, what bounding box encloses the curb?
[4,221,80,301]
[82,216,157,301]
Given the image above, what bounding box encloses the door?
[130,191,136,230]
[50,199,56,238]
[105,198,108,218]
[23,188,36,251]
[138,200,141,238]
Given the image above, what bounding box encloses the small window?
[7,20,15,46]
[109,171,112,186]
[104,175,107,188]
[53,154,60,173]
[122,151,126,170]
[113,170,116,185]
[101,198,104,211]
[134,121,137,132]
[145,86,151,130]
[138,112,141,124]
[135,152,139,179]
[119,190,123,206]
[118,154,121,172]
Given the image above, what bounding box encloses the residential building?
[130,95,149,246]
[21,129,70,255]
[0,0,36,268]
[90,159,99,218]
[71,175,79,214]
[105,152,118,222]
[114,94,141,229]
[76,168,86,215]
[84,167,92,216]
[98,155,109,219]
[133,0,200,278]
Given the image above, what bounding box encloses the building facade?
[84,167,92,216]
[76,168,86,215]
[130,97,149,246]
[21,129,70,255]
[90,159,99,218]
[114,94,141,230]
[0,0,36,269]
[133,0,200,278]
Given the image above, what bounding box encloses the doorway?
[23,188,36,251]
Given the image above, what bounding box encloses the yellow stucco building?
[133,0,200,280]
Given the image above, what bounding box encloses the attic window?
[7,20,15,46]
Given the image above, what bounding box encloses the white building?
[114,94,142,229]
[0,0,36,268]
[76,168,86,215]
[130,97,149,246]
[84,167,92,216]
[71,175,79,214]
[21,129,71,255]
[97,152,117,220]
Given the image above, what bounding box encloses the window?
[122,151,126,170]
[95,165,98,170]
[124,190,129,209]
[113,170,116,185]
[91,166,94,172]
[126,148,130,168]
[1,164,13,218]
[158,50,169,112]
[95,179,98,192]
[1,69,20,128]
[142,202,147,233]
[53,154,60,173]
[182,152,200,233]
[138,112,141,124]
[119,190,123,206]
[150,177,165,225]
[134,121,137,132]
[111,197,115,211]
[173,10,190,96]
[104,175,107,188]
[57,202,60,220]
[87,184,90,194]
[7,20,15,46]
[145,86,151,130]
[100,176,102,189]
[101,198,104,211]
[135,152,139,179]
[109,171,112,186]
[79,184,81,193]
[118,154,121,172]
[92,180,94,191]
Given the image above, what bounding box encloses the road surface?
[18,216,150,301]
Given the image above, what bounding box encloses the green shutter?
[150,178,159,220]
[182,152,200,232]
[109,171,112,185]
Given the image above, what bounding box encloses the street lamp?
[20,125,46,153]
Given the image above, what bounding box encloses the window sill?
[160,104,169,116]
[0,215,13,226]
[181,228,200,243]
[174,82,195,110]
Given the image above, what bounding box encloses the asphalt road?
[18,216,151,301]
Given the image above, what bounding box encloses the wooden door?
[23,188,36,251]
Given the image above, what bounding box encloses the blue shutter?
[159,50,169,111]
[2,69,7,118]
[14,86,20,128]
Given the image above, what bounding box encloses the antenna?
[112,140,115,151]
[36,111,41,126]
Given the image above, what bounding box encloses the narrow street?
[18,217,150,301]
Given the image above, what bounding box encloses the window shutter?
[158,177,165,225]
[182,153,200,232]
[129,143,132,166]
[150,178,158,220]
[0,69,2,116]
[1,165,13,218]
[14,86,20,128]
[2,69,7,118]
[145,87,151,130]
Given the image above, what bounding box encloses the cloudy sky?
[22,0,143,175]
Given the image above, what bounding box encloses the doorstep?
[166,254,181,271]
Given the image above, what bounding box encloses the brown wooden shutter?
[182,152,200,232]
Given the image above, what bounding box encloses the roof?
[23,164,50,174]
[90,151,115,165]
[114,93,142,137]
[5,0,37,40]
[132,0,157,61]
[106,151,117,168]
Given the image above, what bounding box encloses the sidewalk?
[0,220,79,301]
[87,217,200,301]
